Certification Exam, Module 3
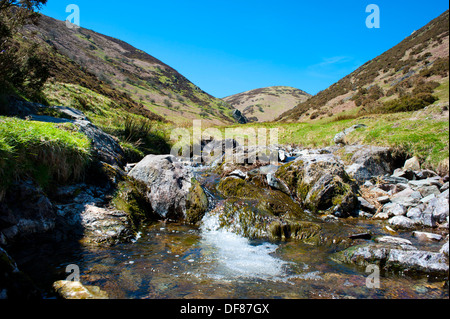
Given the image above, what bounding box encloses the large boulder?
[341,145,404,183]
[128,155,208,224]
[275,151,358,217]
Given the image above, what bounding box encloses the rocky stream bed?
[0,108,448,299]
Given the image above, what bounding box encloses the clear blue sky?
[40,0,449,98]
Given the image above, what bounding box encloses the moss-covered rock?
[128,155,208,224]
[112,177,157,231]
[275,152,358,217]
[217,176,306,218]
[53,280,108,299]
[186,178,209,224]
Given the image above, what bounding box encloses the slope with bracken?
[277,10,449,122]
[223,86,311,122]
[22,14,237,126]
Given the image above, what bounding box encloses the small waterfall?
[199,210,291,281]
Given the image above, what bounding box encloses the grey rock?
[407,205,425,220]
[417,185,441,198]
[341,145,402,183]
[75,120,124,167]
[333,243,448,278]
[375,236,413,246]
[440,241,449,256]
[228,169,247,179]
[386,249,448,276]
[358,197,376,213]
[403,156,421,171]
[440,182,449,192]
[383,176,410,184]
[421,213,437,228]
[385,203,407,216]
[412,231,442,242]
[334,124,367,145]
[392,169,416,180]
[415,169,439,180]
[388,216,418,229]
[409,179,443,189]
[128,155,208,222]
[424,197,449,223]
[377,196,391,204]
[420,193,436,204]
[390,188,422,207]
[275,152,358,216]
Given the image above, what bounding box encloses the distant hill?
[277,10,449,122]
[223,86,311,122]
[22,14,238,125]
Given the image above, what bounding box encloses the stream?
[10,167,449,299]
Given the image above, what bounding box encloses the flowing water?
[11,168,449,299]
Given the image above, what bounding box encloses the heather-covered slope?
[277,10,449,122]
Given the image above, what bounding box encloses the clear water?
[10,170,449,299]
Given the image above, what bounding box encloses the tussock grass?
[0,117,92,196]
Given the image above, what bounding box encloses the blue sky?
[40,0,449,98]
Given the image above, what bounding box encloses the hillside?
[22,14,237,126]
[223,86,311,122]
[277,10,449,122]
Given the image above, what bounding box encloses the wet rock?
[374,236,413,246]
[53,280,108,299]
[228,169,247,179]
[412,231,442,242]
[217,176,305,219]
[332,243,449,279]
[128,155,208,223]
[79,205,136,245]
[275,152,358,216]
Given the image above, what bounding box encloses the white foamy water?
[198,210,293,282]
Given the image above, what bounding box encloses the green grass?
[0,117,92,197]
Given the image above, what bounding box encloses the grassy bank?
[218,109,449,174]
[0,117,92,198]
